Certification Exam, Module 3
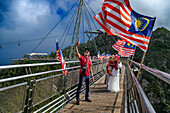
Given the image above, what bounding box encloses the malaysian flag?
[97,50,100,58]
[112,39,135,57]
[56,40,67,77]
[97,50,103,62]
[101,52,107,59]
[112,39,125,51]
[94,0,156,52]
[106,54,110,59]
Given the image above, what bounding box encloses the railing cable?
[61,6,78,48]
[30,0,79,53]
[58,5,78,45]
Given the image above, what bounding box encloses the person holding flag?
[108,55,122,92]
[97,50,103,62]
[75,40,94,105]
[56,40,67,77]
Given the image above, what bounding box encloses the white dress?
[108,62,122,92]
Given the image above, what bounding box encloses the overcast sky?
[0,0,170,65]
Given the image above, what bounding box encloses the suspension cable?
[83,4,98,53]
[84,3,97,30]
[59,5,78,47]
[30,0,79,53]
[58,6,78,44]
[0,33,83,46]
[82,2,85,46]
[84,0,96,15]
[84,5,92,31]
[84,2,109,53]
[84,0,118,46]
[61,7,78,48]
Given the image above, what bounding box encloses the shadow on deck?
[59,65,125,113]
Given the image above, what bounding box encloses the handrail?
[0,59,100,70]
[0,59,104,83]
[127,63,156,113]
[130,60,170,84]
[0,66,80,83]
[124,70,128,113]
[0,61,80,70]
[0,60,107,113]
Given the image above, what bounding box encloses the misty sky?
[0,0,170,65]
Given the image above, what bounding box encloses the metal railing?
[0,59,108,113]
[130,60,170,84]
[126,59,170,113]
[127,62,156,113]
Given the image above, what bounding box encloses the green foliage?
[134,27,170,113]
[62,33,120,58]
[0,27,170,112]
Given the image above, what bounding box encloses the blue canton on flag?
[94,0,156,52]
[124,42,136,49]
[128,10,156,38]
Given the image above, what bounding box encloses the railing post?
[63,71,70,100]
[24,67,36,113]
[127,63,142,113]
[50,76,54,97]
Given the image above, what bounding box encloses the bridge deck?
[59,65,125,113]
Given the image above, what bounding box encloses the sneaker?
[76,100,80,105]
[85,98,92,102]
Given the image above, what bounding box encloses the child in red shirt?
[107,57,115,75]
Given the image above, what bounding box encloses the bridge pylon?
[69,0,83,60]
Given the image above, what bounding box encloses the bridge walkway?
[59,65,126,113]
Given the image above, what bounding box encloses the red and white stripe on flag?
[118,48,135,57]
[112,39,125,51]
[56,41,67,77]
[112,39,135,57]
[60,56,67,76]
[94,0,150,52]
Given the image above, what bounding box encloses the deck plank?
[59,65,125,113]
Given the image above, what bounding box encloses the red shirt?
[79,55,92,76]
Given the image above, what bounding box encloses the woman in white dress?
[108,55,122,92]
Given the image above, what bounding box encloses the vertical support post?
[127,65,142,113]
[104,33,109,53]
[127,57,130,65]
[24,67,36,113]
[130,47,136,67]
[50,77,54,97]
[92,35,98,54]
[137,52,146,79]
[139,69,144,84]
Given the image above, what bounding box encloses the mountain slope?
[62,27,170,112]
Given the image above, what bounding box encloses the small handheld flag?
[97,50,103,62]
[112,39,135,57]
[56,40,67,77]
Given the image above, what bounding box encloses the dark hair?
[85,47,89,51]
[110,57,113,59]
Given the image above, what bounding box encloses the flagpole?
[130,46,136,67]
[137,52,146,79]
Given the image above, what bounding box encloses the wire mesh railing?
[0,59,108,113]
[130,60,170,84]
[127,62,156,113]
[126,59,170,113]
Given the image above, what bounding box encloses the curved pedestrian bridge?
[0,59,169,113]
[59,65,126,113]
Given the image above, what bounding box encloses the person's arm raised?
[75,40,81,58]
